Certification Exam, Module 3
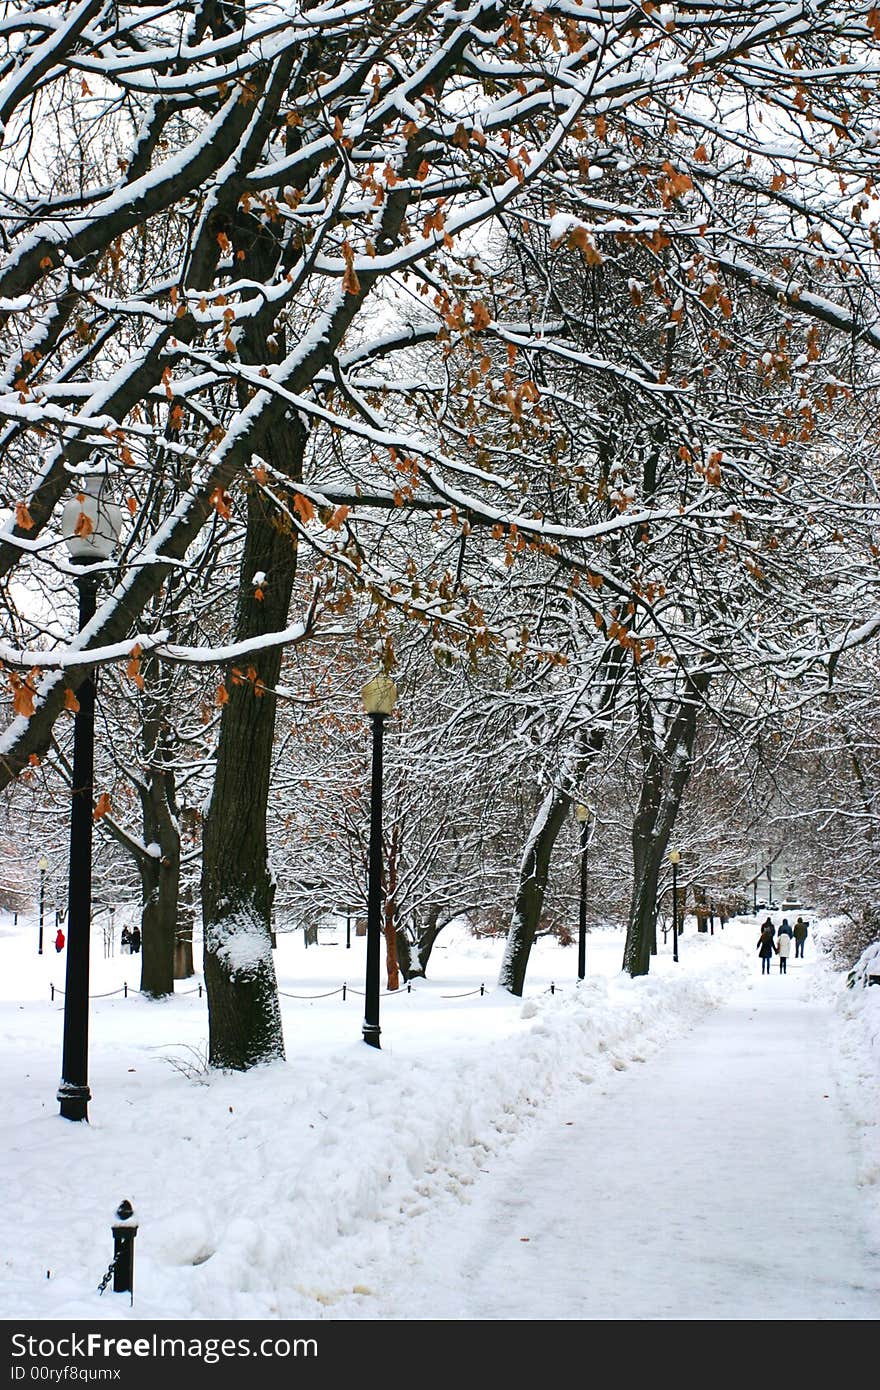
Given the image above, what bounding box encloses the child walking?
[776,929,792,974]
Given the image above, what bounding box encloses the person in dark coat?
[120,925,131,953]
[793,917,808,958]
[757,922,776,975]
[778,918,793,940]
[129,925,141,954]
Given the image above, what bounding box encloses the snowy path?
[348,960,880,1321]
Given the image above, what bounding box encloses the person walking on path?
[776,929,792,974]
[778,918,793,940]
[757,921,776,975]
[793,917,808,958]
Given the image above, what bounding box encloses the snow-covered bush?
[847,940,880,991]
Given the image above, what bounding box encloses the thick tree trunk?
[201,419,306,1069]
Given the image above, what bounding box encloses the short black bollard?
[111,1200,138,1299]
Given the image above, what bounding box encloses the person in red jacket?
[54,926,65,952]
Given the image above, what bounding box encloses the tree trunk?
[201,419,306,1069]
[396,904,445,981]
[384,822,400,990]
[138,850,179,997]
[622,724,662,977]
[174,872,195,979]
[138,751,181,998]
[498,783,573,996]
[498,636,623,997]
[622,669,711,977]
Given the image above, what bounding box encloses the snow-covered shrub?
[847,940,880,991]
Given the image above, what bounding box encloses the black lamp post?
[670,849,681,964]
[57,478,122,1122]
[575,803,590,981]
[361,674,397,1049]
[38,855,48,955]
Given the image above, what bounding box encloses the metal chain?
[97,1253,119,1295]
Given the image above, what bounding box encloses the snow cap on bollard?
[110,1199,138,1300]
[113,1198,137,1228]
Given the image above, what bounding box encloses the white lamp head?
[62,476,123,561]
[361,674,397,716]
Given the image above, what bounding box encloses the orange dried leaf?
[326,504,350,531]
[11,675,36,717]
[471,301,491,331]
[209,487,232,520]
[293,492,315,524]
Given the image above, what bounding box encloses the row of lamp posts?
[50,474,691,1113]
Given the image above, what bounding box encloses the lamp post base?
[57,1082,90,1122]
[361,1023,381,1049]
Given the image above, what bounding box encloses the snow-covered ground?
[1,907,878,1322]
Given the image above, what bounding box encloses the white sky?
[0,906,878,1322]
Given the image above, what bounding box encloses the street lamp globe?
[361,674,397,716]
[669,848,681,865]
[575,803,590,824]
[61,476,123,560]
[38,855,49,872]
